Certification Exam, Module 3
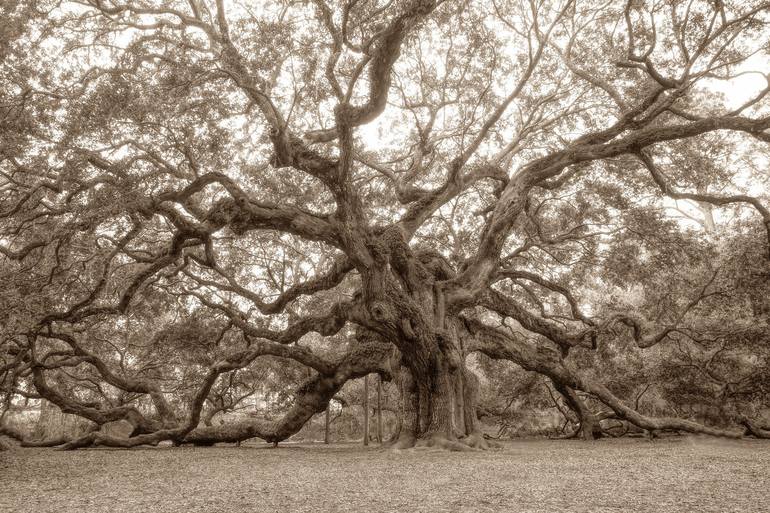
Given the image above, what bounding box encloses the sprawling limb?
[183,336,392,445]
[464,316,767,440]
[637,151,770,255]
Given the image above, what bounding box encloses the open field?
[1,437,768,513]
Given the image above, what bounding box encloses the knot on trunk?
[369,300,395,323]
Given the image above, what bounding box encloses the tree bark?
[554,382,603,440]
[363,374,370,446]
[389,364,419,448]
[324,404,330,444]
[376,375,383,444]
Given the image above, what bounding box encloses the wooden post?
[363,374,369,446]
[376,375,383,444]
[324,403,331,444]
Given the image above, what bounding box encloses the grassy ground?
[1,437,768,513]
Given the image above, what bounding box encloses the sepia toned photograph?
[1,1,769,511]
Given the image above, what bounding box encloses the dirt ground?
[1,437,768,513]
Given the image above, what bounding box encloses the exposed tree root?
[460,431,499,450]
[391,430,501,451]
[413,433,478,452]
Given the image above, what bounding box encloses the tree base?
[389,431,498,451]
[460,431,500,450]
[414,433,477,451]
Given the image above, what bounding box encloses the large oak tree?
[2,0,770,450]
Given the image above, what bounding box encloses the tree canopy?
[1,0,770,450]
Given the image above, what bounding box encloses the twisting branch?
[185,255,354,316]
[479,289,594,351]
[495,269,594,326]
[637,151,770,256]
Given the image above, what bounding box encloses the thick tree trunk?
[459,366,492,449]
[417,369,455,441]
[452,370,465,437]
[390,365,419,448]
[389,351,487,450]
[356,233,476,449]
